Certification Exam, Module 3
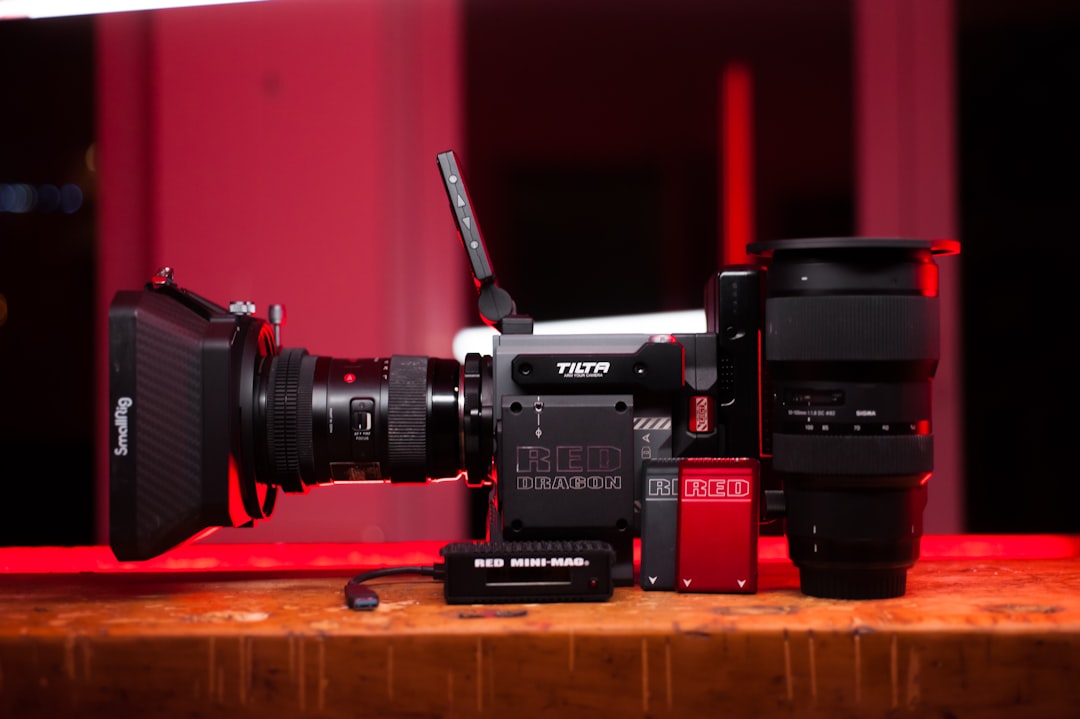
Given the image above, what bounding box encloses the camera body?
[483,266,764,585]
[108,150,958,599]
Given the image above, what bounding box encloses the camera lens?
[258,351,492,489]
[749,237,958,599]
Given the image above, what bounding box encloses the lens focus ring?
[387,356,428,482]
[772,432,934,476]
[266,348,309,491]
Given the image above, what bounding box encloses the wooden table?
[2,536,1079,718]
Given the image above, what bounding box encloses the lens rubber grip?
[266,348,315,492]
[765,295,939,362]
[772,432,934,477]
[387,356,429,482]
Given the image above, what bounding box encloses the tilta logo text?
[556,361,610,378]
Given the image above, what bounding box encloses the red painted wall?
[94,0,964,548]
[855,0,962,532]
[96,0,470,544]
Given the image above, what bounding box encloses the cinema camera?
[109,150,958,599]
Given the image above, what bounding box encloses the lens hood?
[748,236,959,256]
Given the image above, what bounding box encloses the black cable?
[344,563,445,611]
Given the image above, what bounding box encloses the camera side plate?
[497,394,635,584]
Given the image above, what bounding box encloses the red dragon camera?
[109,150,957,599]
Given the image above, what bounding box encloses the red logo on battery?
[690,395,714,433]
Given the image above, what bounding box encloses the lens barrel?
[749,237,958,599]
[260,350,491,489]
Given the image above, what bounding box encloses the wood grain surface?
[1,542,1078,718]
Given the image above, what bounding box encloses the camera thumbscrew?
[152,267,175,287]
[269,304,286,347]
[228,301,257,316]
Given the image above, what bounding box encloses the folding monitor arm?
[436,150,533,335]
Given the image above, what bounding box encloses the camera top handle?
[437,151,533,335]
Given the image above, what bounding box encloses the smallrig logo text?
[114,397,133,456]
[556,361,610,378]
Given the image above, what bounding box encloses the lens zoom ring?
[267,348,307,491]
[772,432,933,476]
[388,356,428,481]
[765,295,938,362]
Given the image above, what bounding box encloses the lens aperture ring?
[765,295,938,362]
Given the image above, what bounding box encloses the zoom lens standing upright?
[750,237,959,599]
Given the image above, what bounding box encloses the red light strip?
[720,62,754,266]
[2,536,1077,576]
[919,535,1080,560]
[0,542,447,575]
